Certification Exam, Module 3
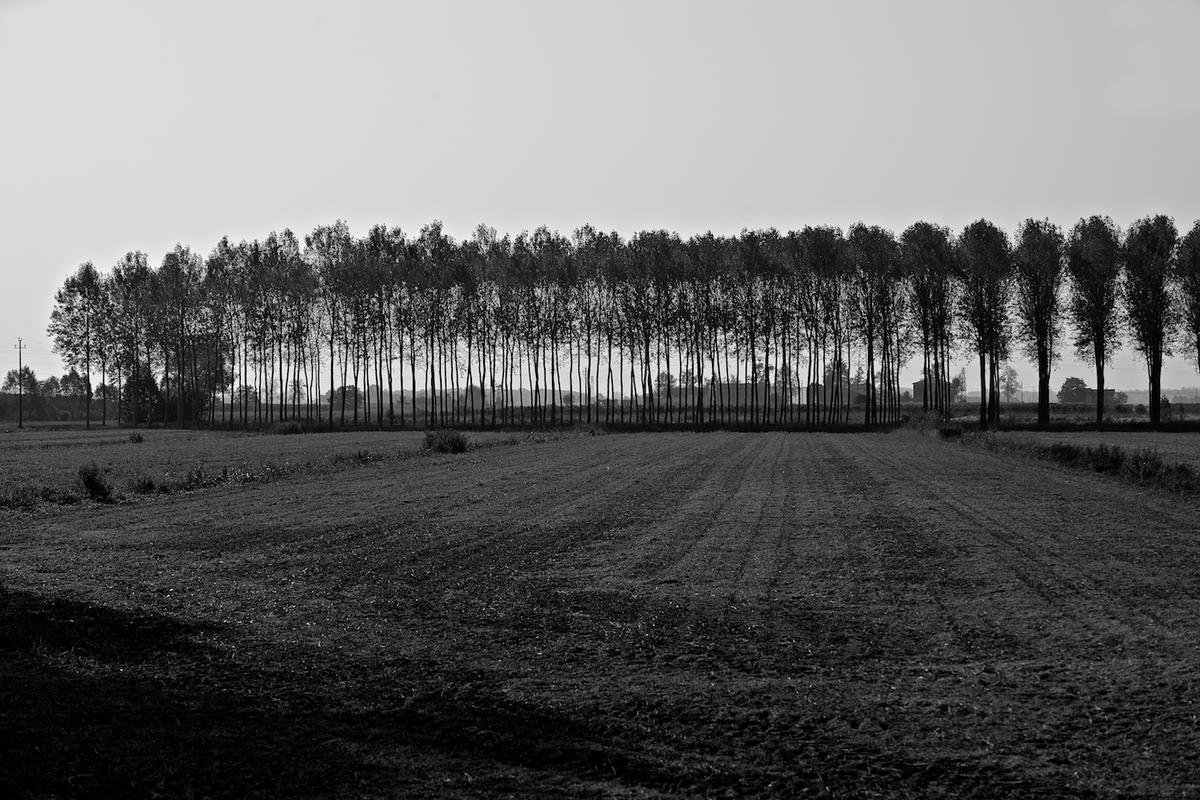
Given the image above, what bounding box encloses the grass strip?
[957,431,1200,493]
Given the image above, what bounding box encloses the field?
[3,428,1200,797]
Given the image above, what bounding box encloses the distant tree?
[950,372,966,403]
[39,375,61,397]
[1012,219,1064,427]
[2,366,39,395]
[1175,221,1200,376]
[60,367,88,397]
[957,219,1012,429]
[1066,216,1123,426]
[1000,365,1022,404]
[1123,215,1178,427]
[1058,376,1091,404]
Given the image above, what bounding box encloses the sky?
[2,0,1199,393]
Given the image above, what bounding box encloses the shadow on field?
[0,588,1084,798]
[0,588,705,797]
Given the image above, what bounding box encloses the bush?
[77,462,114,503]
[424,429,469,453]
[126,474,157,494]
[128,431,144,443]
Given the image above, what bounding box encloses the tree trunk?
[978,352,988,431]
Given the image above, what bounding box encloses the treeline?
[44,215,1200,431]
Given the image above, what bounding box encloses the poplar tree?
[1066,216,1123,427]
[1123,215,1178,426]
[1012,219,1064,428]
[47,262,104,428]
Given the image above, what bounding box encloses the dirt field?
[3,430,1200,798]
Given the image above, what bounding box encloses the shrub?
[959,434,1200,494]
[424,429,469,453]
[126,474,157,494]
[128,432,144,443]
[77,462,114,503]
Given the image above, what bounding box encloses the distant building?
[912,378,948,405]
[806,381,866,406]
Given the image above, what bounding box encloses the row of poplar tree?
[45,215,1200,431]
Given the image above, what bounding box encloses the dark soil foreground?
[2,431,1200,798]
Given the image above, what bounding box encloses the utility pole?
[14,338,27,429]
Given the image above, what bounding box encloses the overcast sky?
[2,0,1199,392]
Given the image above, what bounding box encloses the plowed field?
[2,431,1199,798]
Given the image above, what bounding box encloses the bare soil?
[2,431,1199,798]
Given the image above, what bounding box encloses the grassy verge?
[957,431,1200,493]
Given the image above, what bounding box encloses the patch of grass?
[76,462,114,503]
[960,432,1200,493]
[424,429,470,454]
[0,484,76,511]
[333,449,378,465]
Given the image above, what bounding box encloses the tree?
[1058,376,1090,404]
[957,219,1012,429]
[48,261,104,427]
[60,368,88,397]
[950,372,966,403]
[1179,221,1200,374]
[109,251,155,427]
[902,222,956,417]
[1012,219,1064,427]
[1000,364,1022,404]
[848,223,900,425]
[1066,216,1123,426]
[1123,215,1178,427]
[2,366,39,395]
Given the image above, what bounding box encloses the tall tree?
[1066,216,1123,427]
[1012,219,1064,427]
[957,219,1012,429]
[47,261,104,428]
[109,251,155,426]
[848,224,898,425]
[902,222,956,416]
[1123,215,1178,426]
[1178,221,1200,376]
